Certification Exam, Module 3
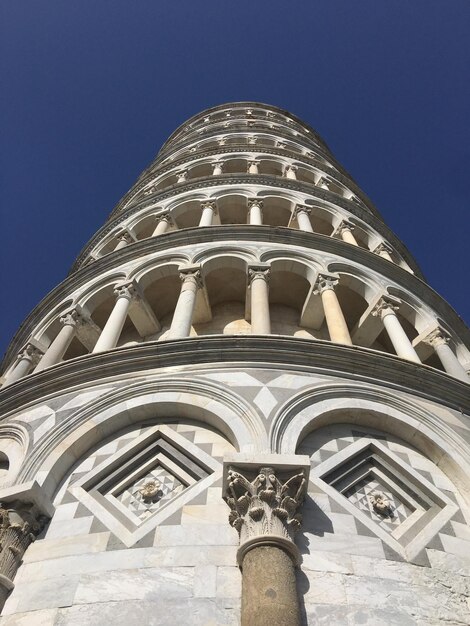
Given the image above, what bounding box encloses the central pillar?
[248,265,271,334]
[292,204,313,232]
[335,221,358,246]
[168,267,203,339]
[423,327,468,381]
[4,343,43,385]
[212,161,224,175]
[248,199,263,225]
[199,201,217,227]
[114,231,133,251]
[314,274,352,345]
[223,458,310,626]
[247,160,259,174]
[284,165,297,180]
[374,242,394,262]
[372,298,420,363]
[93,282,137,353]
[34,309,84,372]
[152,211,173,237]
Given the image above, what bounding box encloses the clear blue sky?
[1,1,469,357]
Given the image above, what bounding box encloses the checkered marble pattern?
[116,466,185,522]
[345,477,412,533]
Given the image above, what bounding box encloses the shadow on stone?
[295,568,310,626]
[296,494,334,555]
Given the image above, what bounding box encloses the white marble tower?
[0,102,469,625]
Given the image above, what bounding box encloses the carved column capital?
[143,185,157,196]
[247,198,264,210]
[217,137,227,146]
[317,176,331,189]
[223,458,310,566]
[276,141,286,149]
[113,281,139,301]
[247,265,270,285]
[176,170,188,182]
[59,308,85,328]
[155,211,173,225]
[284,164,298,174]
[292,204,311,218]
[334,220,355,236]
[16,343,43,366]
[371,296,401,318]
[313,273,339,295]
[211,160,224,170]
[423,327,450,348]
[200,200,218,216]
[116,231,133,244]
[373,242,393,255]
[248,136,257,145]
[179,267,203,289]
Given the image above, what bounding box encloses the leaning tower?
[1,102,469,625]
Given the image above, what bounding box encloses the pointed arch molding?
[271,384,470,501]
[17,378,267,500]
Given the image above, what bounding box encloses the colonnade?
[105,200,397,267]
[4,267,468,385]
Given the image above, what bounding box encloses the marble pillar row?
[4,344,43,385]
[293,205,313,232]
[314,275,352,345]
[248,266,271,335]
[224,458,310,626]
[92,282,137,353]
[424,328,468,382]
[168,268,203,339]
[199,201,217,227]
[152,212,173,237]
[372,298,421,363]
[248,199,263,225]
[34,309,84,372]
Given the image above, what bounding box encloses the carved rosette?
[225,466,307,565]
[0,501,48,608]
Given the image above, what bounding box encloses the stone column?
[372,298,420,363]
[248,136,257,145]
[335,221,358,246]
[224,460,309,626]
[199,201,217,227]
[247,160,259,174]
[212,161,224,175]
[4,344,43,385]
[92,282,137,353]
[176,170,188,183]
[373,242,394,262]
[152,212,173,237]
[284,165,297,180]
[34,309,83,372]
[248,266,271,335]
[317,176,330,190]
[0,501,48,610]
[293,205,313,232]
[168,268,203,339]
[248,199,263,225]
[424,328,469,382]
[114,232,133,251]
[314,275,352,345]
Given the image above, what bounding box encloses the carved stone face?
[369,492,391,516]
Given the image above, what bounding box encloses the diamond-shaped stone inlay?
[69,425,222,546]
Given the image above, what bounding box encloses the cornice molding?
[1,226,467,371]
[71,176,416,274]
[0,336,468,418]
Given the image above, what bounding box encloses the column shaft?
[168,273,200,339]
[341,228,358,246]
[152,217,171,236]
[434,342,468,382]
[321,288,352,345]
[241,546,300,626]
[34,324,76,372]
[297,211,313,232]
[382,311,420,363]
[199,204,215,227]
[250,274,271,334]
[249,204,263,225]
[93,295,132,353]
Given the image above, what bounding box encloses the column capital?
[16,343,43,365]
[284,164,298,174]
[176,170,188,181]
[116,231,133,244]
[276,141,286,149]
[211,160,224,169]
[247,264,270,284]
[248,136,257,145]
[373,242,393,255]
[334,220,355,236]
[247,198,264,209]
[292,204,312,217]
[423,326,450,348]
[200,200,218,218]
[247,160,259,168]
[313,273,339,294]
[154,210,173,225]
[179,265,203,288]
[371,296,401,318]
[59,308,85,328]
[143,185,157,196]
[223,456,310,566]
[113,281,139,301]
[217,137,227,146]
[317,176,331,189]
